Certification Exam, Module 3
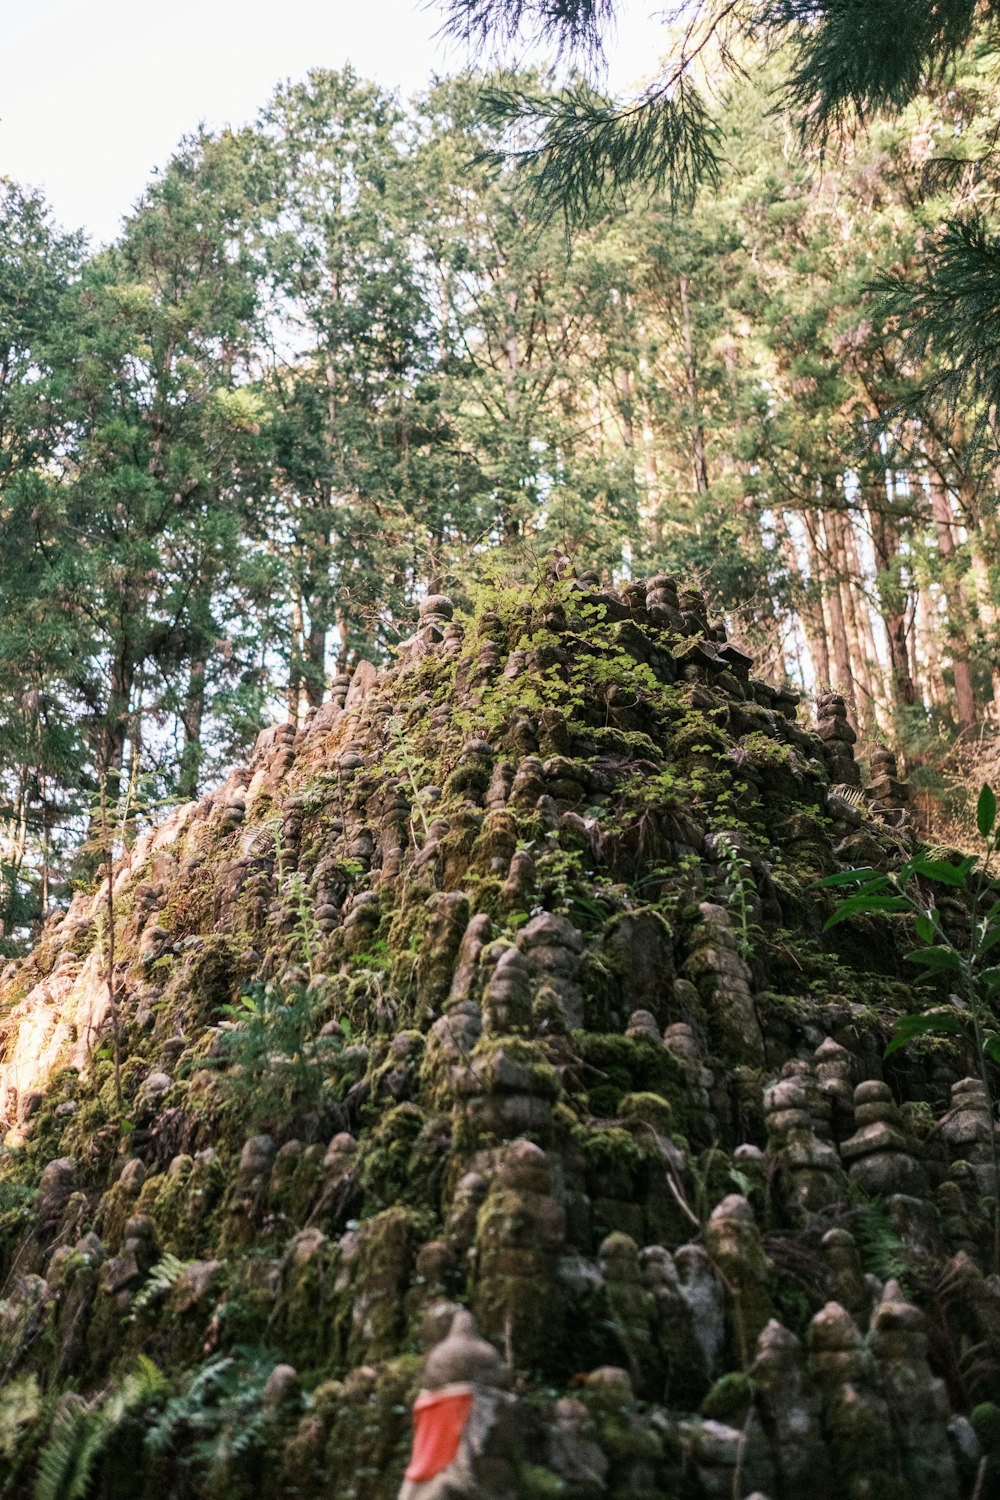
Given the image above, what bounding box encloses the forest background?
[2,22,999,951]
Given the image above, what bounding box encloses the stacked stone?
[681,903,765,1068]
[444,1016,560,1142]
[473,1141,566,1370]
[663,1022,717,1139]
[715,640,755,695]
[867,1281,961,1498]
[813,1037,858,1143]
[598,1232,661,1396]
[11,557,1000,1500]
[751,1320,829,1500]
[703,1195,773,1363]
[374,784,411,889]
[839,1080,927,1197]
[248,720,298,797]
[517,911,585,1031]
[639,1245,701,1407]
[673,1243,726,1390]
[397,1310,519,1500]
[218,789,247,832]
[219,1134,276,1251]
[808,1303,907,1500]
[341,890,381,956]
[866,744,910,822]
[674,1413,774,1500]
[398,593,455,663]
[763,1059,847,1215]
[310,854,350,934]
[678,587,711,635]
[480,945,531,1035]
[644,574,685,631]
[940,1076,1000,1197]
[771,685,801,721]
[578,1367,666,1500]
[545,1397,610,1498]
[820,1227,874,1328]
[814,692,861,788]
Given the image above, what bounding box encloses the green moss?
[572,1124,642,1200]
[357,1103,444,1213]
[519,1463,567,1499]
[971,1402,1000,1478]
[619,1091,673,1135]
[700,1371,755,1424]
[567,1033,687,1124]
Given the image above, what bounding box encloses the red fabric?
[404,1388,475,1482]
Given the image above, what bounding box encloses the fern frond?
[34,1404,89,1500]
[130,1254,192,1320]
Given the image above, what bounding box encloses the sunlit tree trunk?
[926,464,977,731]
[864,470,917,712]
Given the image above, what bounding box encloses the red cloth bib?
[404,1387,475,1482]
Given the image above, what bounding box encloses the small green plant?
[33,1358,168,1500]
[818,783,1000,1264]
[385,715,431,843]
[129,1253,193,1321]
[208,979,350,1130]
[144,1347,277,1485]
[714,832,762,960]
[267,822,322,979]
[850,1194,911,1287]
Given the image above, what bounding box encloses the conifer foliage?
[0,56,998,947]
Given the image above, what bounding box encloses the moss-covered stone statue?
[0,562,993,1499]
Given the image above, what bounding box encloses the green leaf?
[984,1035,1000,1064]
[903,944,961,971]
[979,967,1000,996]
[909,858,968,887]
[915,911,936,943]
[823,894,910,931]
[978,784,997,839]
[884,1011,969,1057]
[815,867,885,889]
[978,925,1000,959]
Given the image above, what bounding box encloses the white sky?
[3,0,668,246]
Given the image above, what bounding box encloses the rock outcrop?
[0,563,993,1499]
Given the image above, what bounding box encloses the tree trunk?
[915,589,946,712]
[820,505,858,716]
[304,605,327,709]
[863,472,917,711]
[288,595,305,725]
[179,657,207,801]
[927,467,977,732]
[678,273,709,496]
[835,508,888,734]
[799,511,832,691]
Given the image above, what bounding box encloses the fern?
[33,1359,168,1500]
[130,1255,192,1320]
[34,1404,89,1500]
[145,1347,276,1478]
[851,1197,911,1288]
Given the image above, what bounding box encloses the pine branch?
[873,215,1000,444]
[765,0,987,138]
[437,0,620,66]
[474,77,723,219]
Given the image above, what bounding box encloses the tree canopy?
[0,54,997,949]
